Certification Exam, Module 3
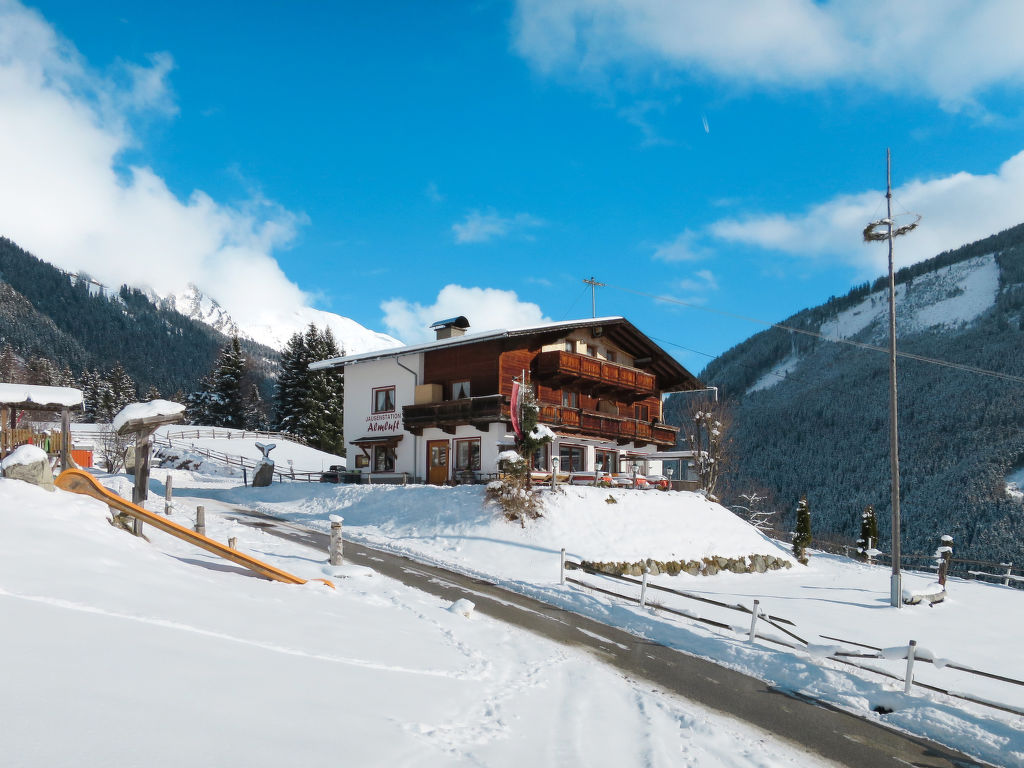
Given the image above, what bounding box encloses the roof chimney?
[430,316,470,340]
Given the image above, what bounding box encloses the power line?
[607,282,1024,386]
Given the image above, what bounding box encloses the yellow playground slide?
[55,469,333,589]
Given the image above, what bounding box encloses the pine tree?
[0,343,21,382]
[855,504,879,561]
[80,368,106,422]
[274,324,345,452]
[243,384,266,431]
[106,362,137,419]
[144,384,162,401]
[793,496,812,565]
[207,336,247,429]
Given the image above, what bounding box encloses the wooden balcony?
[533,351,657,400]
[538,405,679,448]
[403,394,507,436]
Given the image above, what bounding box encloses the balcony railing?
[403,394,507,435]
[538,405,679,447]
[534,351,656,398]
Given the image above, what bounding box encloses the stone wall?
[579,553,792,578]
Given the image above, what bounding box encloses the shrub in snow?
[855,504,879,561]
[792,496,812,565]
[489,383,551,526]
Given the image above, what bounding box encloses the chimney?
[430,316,470,340]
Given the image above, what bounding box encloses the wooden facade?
[404,324,692,450]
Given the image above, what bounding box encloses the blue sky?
[4,1,1024,371]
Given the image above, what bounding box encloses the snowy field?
[2,477,825,768]
[4,429,1024,767]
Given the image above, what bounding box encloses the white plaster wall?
[343,355,422,477]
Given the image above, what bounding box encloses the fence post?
[937,535,953,587]
[639,566,650,607]
[164,474,173,516]
[904,640,917,694]
[243,468,248,487]
[228,537,238,550]
[560,547,566,586]
[195,505,206,537]
[1003,562,1014,587]
[329,516,344,566]
[748,599,760,642]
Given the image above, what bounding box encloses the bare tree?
[730,490,779,533]
[685,399,732,502]
[98,426,133,473]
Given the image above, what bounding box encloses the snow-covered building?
[311,317,700,485]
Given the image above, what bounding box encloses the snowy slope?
[1,477,821,768]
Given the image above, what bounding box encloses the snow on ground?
[1006,466,1024,501]
[155,425,345,473]
[1,477,824,768]
[746,352,801,395]
[201,479,1024,768]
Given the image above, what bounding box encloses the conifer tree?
[274,325,345,452]
[207,336,247,429]
[793,496,812,565]
[855,504,879,561]
[106,362,137,418]
[80,368,106,422]
[243,384,266,431]
[0,343,21,382]
[144,384,162,401]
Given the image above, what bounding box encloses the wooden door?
[427,440,449,485]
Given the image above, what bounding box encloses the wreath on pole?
[863,214,921,242]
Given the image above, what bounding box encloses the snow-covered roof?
[0,383,83,408]
[310,317,627,370]
[113,400,186,432]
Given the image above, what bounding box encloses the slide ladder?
[55,469,333,588]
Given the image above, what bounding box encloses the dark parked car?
[320,465,344,483]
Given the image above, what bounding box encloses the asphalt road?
[220,505,989,768]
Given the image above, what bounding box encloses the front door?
[427,440,449,485]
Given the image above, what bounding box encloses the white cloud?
[678,269,718,293]
[0,0,311,330]
[707,149,1024,274]
[424,181,445,203]
[512,0,1024,109]
[381,284,548,343]
[652,230,707,262]
[452,209,544,244]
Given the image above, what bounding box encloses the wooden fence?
[562,557,1024,717]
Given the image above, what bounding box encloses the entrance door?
[427,440,449,485]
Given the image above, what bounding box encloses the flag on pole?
[511,380,523,440]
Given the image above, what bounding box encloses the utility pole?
[885,149,902,609]
[864,150,919,609]
[583,277,605,318]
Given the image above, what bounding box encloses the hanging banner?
[510,380,523,440]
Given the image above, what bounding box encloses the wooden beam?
[60,408,70,472]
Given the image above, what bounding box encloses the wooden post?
[937,535,953,587]
[560,547,565,585]
[60,407,71,472]
[164,474,173,516]
[195,505,206,536]
[228,537,238,550]
[639,566,650,607]
[242,467,248,487]
[329,517,344,566]
[0,405,8,457]
[748,599,760,642]
[904,640,917,694]
[1003,562,1013,587]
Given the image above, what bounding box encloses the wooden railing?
[403,394,508,434]
[534,351,657,397]
[539,405,678,446]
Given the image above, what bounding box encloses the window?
[586,344,597,357]
[605,350,616,363]
[372,445,395,472]
[531,443,550,471]
[562,390,579,408]
[634,403,650,421]
[559,444,586,472]
[373,386,396,414]
[451,380,471,399]
[595,449,616,473]
[454,439,481,471]
[562,340,574,353]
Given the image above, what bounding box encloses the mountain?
[159,284,401,354]
[666,223,1024,565]
[0,236,277,396]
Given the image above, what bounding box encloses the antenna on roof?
[583,276,605,318]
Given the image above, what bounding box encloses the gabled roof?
[310,316,701,392]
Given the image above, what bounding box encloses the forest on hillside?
[666,224,1024,564]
